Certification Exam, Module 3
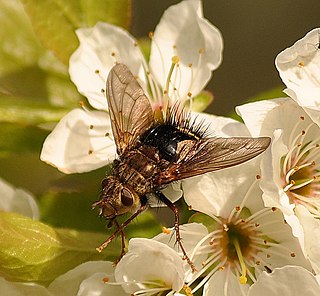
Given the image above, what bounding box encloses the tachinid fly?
[93,63,271,271]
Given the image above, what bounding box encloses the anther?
[298,61,305,67]
[111,52,116,56]
[162,227,171,234]
[290,252,296,257]
[102,277,109,283]
[88,150,93,155]
[198,48,205,54]
[95,69,100,74]
[89,125,94,129]
[148,31,154,39]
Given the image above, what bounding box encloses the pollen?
[162,226,171,234]
[171,55,180,64]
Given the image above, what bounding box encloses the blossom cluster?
[3,0,320,295]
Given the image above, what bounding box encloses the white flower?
[180,159,310,295]
[41,0,223,174]
[48,261,127,296]
[237,98,320,272]
[0,178,39,219]
[114,238,186,295]
[0,277,51,296]
[275,28,320,126]
[248,266,320,296]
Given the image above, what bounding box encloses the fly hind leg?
[156,191,196,272]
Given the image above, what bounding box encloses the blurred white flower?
[0,277,51,296]
[0,178,39,219]
[41,0,223,174]
[237,98,320,273]
[48,261,127,296]
[276,28,320,126]
[114,238,186,295]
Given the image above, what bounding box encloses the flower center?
[188,205,293,293]
[281,116,320,217]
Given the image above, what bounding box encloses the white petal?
[183,160,262,217]
[203,270,249,296]
[236,97,292,137]
[0,277,51,296]
[296,205,320,274]
[275,28,320,124]
[149,0,223,101]
[153,223,208,273]
[40,109,116,173]
[48,261,125,296]
[69,22,144,111]
[248,266,320,296]
[115,238,185,293]
[0,178,39,219]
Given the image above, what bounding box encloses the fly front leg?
[156,191,196,272]
[96,202,149,263]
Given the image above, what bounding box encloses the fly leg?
[96,202,149,258]
[156,191,196,272]
[113,219,126,265]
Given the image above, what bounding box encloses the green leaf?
[20,0,80,65]
[80,0,132,28]
[0,211,116,284]
[20,0,132,64]
[186,91,214,112]
[0,96,69,125]
[0,123,48,157]
[0,1,44,74]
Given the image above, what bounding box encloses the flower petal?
[115,238,185,294]
[48,261,126,295]
[40,109,115,173]
[248,266,320,296]
[149,0,223,101]
[0,178,39,219]
[69,22,144,111]
[275,28,320,124]
[296,205,320,274]
[0,278,51,296]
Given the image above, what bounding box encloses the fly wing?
[157,137,270,184]
[106,63,154,156]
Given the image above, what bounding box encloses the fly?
[93,63,271,271]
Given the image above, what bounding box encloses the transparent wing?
[106,63,154,156]
[158,137,271,183]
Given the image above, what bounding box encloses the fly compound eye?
[121,188,134,207]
